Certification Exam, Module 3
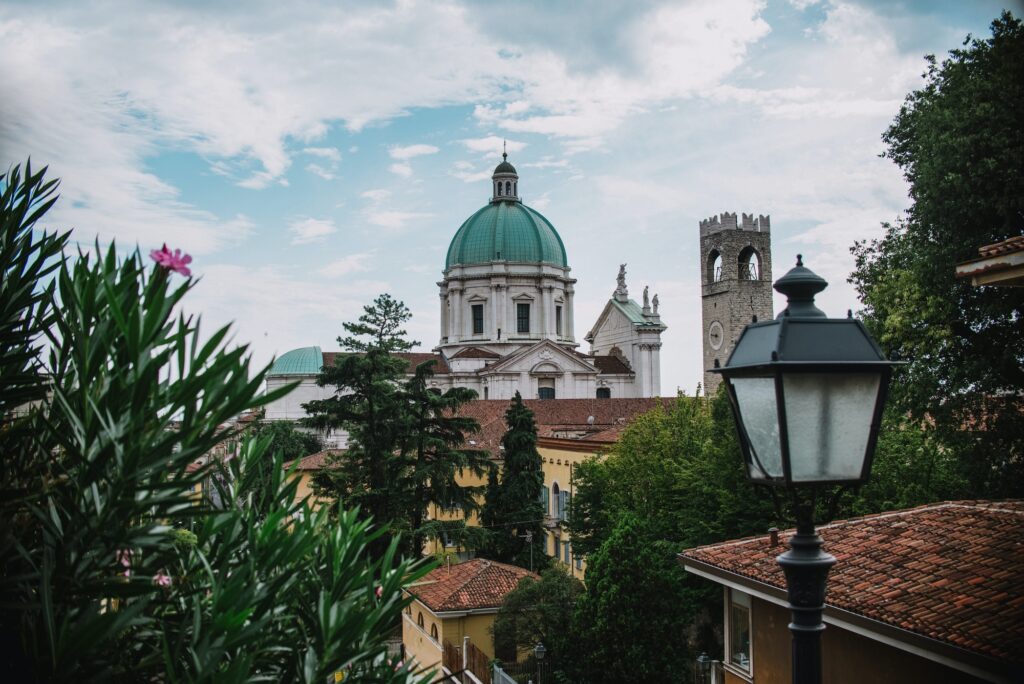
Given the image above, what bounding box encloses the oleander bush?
[0,161,431,683]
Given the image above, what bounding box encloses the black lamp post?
[533,642,546,684]
[711,255,899,684]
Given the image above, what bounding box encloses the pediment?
[586,300,630,341]
[481,339,597,376]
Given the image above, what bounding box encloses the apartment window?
[596,387,611,399]
[539,485,549,515]
[517,303,531,333]
[472,304,484,335]
[575,554,583,571]
[562,542,571,565]
[430,624,438,641]
[551,483,560,519]
[555,305,563,336]
[557,490,570,521]
[727,589,752,672]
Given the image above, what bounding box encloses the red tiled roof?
[456,397,674,456]
[322,351,450,374]
[591,355,633,375]
[450,347,502,359]
[409,558,537,612]
[284,449,343,471]
[977,235,1024,258]
[680,500,1024,664]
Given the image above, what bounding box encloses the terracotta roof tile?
[456,397,674,456]
[409,558,537,612]
[680,500,1024,664]
[977,236,1024,258]
[591,355,633,375]
[284,449,343,471]
[450,347,502,359]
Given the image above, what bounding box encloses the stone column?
[439,289,448,344]
[490,284,498,341]
[451,286,462,343]
[543,284,554,340]
[566,286,576,342]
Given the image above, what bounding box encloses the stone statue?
[617,264,627,291]
[642,286,650,310]
[652,293,659,314]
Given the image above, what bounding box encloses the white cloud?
[459,135,527,154]
[319,252,373,278]
[389,144,440,160]
[389,163,413,177]
[364,210,431,231]
[305,163,335,180]
[303,146,341,161]
[288,217,337,245]
[361,188,392,201]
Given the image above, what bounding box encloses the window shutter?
[540,486,549,515]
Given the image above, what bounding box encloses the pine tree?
[302,294,416,558]
[480,392,546,570]
[400,361,490,556]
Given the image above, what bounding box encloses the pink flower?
[116,549,132,578]
[375,585,383,599]
[153,571,172,588]
[150,244,192,276]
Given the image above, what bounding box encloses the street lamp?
[711,255,899,684]
[533,642,546,684]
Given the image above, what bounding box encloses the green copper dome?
[446,201,568,269]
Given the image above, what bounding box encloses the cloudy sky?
[0,0,1013,392]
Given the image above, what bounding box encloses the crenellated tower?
[699,212,774,395]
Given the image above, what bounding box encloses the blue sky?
[0,0,1014,392]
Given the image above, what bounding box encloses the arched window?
[417,612,424,629]
[708,250,723,283]
[738,247,760,281]
[596,387,611,399]
[496,182,502,196]
[551,483,560,520]
[505,181,511,195]
[430,624,438,640]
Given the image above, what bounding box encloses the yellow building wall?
[538,442,606,582]
[401,597,499,670]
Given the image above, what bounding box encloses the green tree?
[0,162,430,682]
[241,419,324,515]
[303,294,417,557]
[400,361,490,555]
[573,515,693,683]
[303,296,486,559]
[850,12,1024,497]
[491,567,583,677]
[479,392,546,570]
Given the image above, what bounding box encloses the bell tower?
[699,212,774,395]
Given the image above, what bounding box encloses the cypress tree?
[480,391,546,570]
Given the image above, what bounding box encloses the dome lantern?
[492,142,519,202]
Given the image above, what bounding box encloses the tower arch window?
[708,250,723,283]
[496,182,502,196]
[505,180,511,195]
[738,247,761,281]
[514,182,517,195]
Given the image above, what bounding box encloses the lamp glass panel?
[730,377,783,479]
[782,372,880,482]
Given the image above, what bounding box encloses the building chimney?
[769,527,779,548]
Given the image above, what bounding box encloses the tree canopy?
[302,294,487,559]
[479,392,547,571]
[850,12,1024,497]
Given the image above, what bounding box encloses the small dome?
[446,201,568,269]
[268,346,323,376]
[494,159,517,175]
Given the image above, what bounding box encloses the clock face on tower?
[708,320,724,351]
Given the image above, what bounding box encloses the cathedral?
[264,154,667,430]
